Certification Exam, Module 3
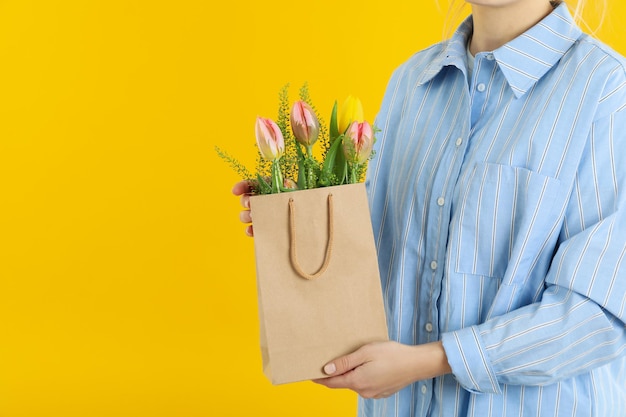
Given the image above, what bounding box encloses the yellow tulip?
[337,95,364,134]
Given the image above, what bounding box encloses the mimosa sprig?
[216,83,376,194]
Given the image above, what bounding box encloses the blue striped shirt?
[361,4,626,417]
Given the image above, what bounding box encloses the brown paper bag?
[250,182,388,385]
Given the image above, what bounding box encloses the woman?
[233,1,626,416]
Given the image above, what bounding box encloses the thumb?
[323,347,366,376]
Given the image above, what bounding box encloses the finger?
[323,348,366,376]
[240,194,250,209]
[245,225,254,237]
[312,372,356,390]
[240,210,252,224]
[232,180,252,196]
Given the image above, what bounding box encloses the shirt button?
[437,197,445,206]
[421,385,428,394]
[430,261,438,270]
[425,322,433,332]
[477,83,486,92]
[486,53,495,60]
[455,137,463,147]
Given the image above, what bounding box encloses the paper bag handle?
[288,193,334,280]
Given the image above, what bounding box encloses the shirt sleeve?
[442,106,626,393]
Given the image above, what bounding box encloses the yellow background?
[0,1,623,416]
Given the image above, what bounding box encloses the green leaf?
[318,134,343,186]
[333,147,347,185]
[329,100,339,142]
[256,174,272,195]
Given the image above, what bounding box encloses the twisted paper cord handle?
[288,193,334,280]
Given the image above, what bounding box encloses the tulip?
[283,177,298,190]
[255,117,284,161]
[344,120,374,165]
[337,95,364,134]
[290,101,320,147]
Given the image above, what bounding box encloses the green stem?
[349,163,361,184]
[271,160,283,193]
[296,143,306,190]
[305,146,313,189]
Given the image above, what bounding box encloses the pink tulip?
[290,101,320,146]
[343,120,374,164]
[255,117,285,160]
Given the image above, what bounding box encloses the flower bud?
[337,95,364,134]
[290,101,320,146]
[283,177,298,190]
[255,117,285,160]
[343,121,374,164]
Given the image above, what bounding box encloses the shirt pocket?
[454,162,562,279]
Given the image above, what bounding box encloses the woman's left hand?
[313,341,451,399]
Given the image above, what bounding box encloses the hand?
[313,341,451,399]
[232,180,254,237]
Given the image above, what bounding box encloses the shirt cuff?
[441,326,501,394]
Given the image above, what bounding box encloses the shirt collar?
[416,18,472,86]
[418,3,583,98]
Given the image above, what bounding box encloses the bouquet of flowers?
[217,84,387,385]
[216,83,376,192]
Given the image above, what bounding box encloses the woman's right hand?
[232,180,254,237]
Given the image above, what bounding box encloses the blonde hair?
[442,0,607,38]
[569,0,607,34]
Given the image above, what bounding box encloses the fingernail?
[323,363,336,375]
